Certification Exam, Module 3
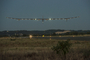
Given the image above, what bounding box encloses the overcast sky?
[0,0,90,31]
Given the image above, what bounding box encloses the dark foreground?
[1,49,90,60]
[0,38,90,60]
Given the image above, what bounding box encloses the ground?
[0,37,90,60]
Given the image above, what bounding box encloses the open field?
[0,37,90,60]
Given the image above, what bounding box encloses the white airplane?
[6,16,80,23]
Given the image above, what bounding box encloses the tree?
[51,39,72,59]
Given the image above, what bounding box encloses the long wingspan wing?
[6,17,40,20]
[48,16,80,20]
[6,16,80,21]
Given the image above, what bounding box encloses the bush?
[83,50,90,58]
[51,40,72,57]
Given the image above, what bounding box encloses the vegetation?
[51,39,72,59]
[0,37,90,60]
[0,30,90,37]
[65,31,85,35]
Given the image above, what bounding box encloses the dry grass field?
[0,37,90,60]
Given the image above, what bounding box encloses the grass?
[0,37,90,60]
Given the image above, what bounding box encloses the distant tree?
[79,32,84,35]
[87,32,90,34]
[65,32,70,35]
[23,34,28,36]
[70,31,78,35]
[52,32,56,36]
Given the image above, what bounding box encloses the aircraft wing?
[6,17,41,20]
[6,16,80,21]
[50,16,80,20]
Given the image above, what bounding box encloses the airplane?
[6,16,80,23]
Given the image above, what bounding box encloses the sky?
[0,0,90,31]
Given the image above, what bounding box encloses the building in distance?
[55,31,71,35]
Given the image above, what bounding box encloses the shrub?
[83,50,90,58]
[51,40,72,57]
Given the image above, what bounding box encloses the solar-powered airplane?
[6,16,80,23]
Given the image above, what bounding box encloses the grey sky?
[0,0,90,31]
